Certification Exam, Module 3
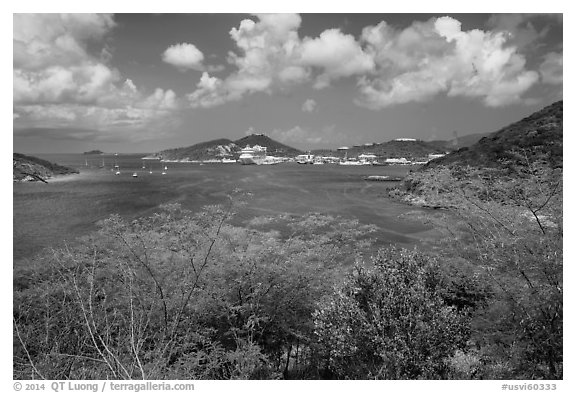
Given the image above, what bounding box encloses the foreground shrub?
[313,248,471,379]
[13,202,374,379]
[395,160,563,379]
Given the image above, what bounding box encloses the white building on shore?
[385,157,411,165]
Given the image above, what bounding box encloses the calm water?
[13,153,436,265]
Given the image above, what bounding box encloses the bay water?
[13,153,436,265]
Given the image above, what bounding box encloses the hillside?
[234,134,303,156]
[159,138,236,161]
[14,153,79,182]
[435,132,494,150]
[159,134,302,161]
[426,101,563,170]
[313,139,450,160]
[391,101,563,208]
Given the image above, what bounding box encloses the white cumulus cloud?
[188,14,309,108]
[300,29,374,89]
[187,15,376,107]
[185,14,555,110]
[13,13,180,136]
[355,16,540,109]
[162,43,205,71]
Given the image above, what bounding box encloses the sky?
[13,12,563,154]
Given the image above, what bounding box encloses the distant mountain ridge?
[154,118,546,163]
[13,153,79,182]
[311,139,452,162]
[426,100,563,170]
[159,134,457,162]
[158,134,303,161]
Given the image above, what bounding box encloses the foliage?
[427,100,562,169]
[396,160,562,379]
[313,248,472,379]
[13,198,374,380]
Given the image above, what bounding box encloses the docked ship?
[238,145,268,165]
[295,153,314,164]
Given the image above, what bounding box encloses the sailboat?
[162,164,167,175]
[99,158,105,168]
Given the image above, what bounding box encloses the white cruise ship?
[238,145,268,165]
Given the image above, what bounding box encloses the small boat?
[132,172,138,178]
[161,171,166,175]
[164,165,168,171]
[149,170,153,174]
[115,170,121,175]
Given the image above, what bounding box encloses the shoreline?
[14,171,90,184]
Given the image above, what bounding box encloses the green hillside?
[426,101,563,170]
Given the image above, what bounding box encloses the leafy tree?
[395,160,562,379]
[313,248,471,379]
[14,199,375,380]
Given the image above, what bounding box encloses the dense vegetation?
[388,100,563,378]
[427,101,562,169]
[14,102,562,380]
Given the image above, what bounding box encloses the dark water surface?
[13,154,437,265]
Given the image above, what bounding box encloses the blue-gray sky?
[13,13,563,153]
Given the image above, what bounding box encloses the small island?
[83,150,104,155]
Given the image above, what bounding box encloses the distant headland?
[13,153,79,183]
